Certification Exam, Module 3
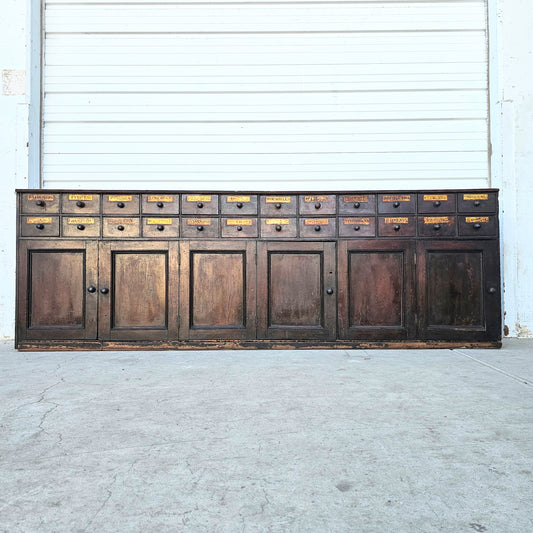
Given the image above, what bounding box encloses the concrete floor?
[0,341,531,533]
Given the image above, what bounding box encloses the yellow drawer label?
[266,219,289,225]
[187,195,211,202]
[147,195,174,202]
[384,217,409,224]
[466,217,489,223]
[226,219,253,226]
[423,195,448,201]
[26,217,52,224]
[344,217,370,225]
[67,217,95,224]
[27,194,54,201]
[343,195,368,203]
[108,195,132,202]
[304,219,329,225]
[68,194,93,201]
[304,195,329,202]
[107,218,135,224]
[424,217,451,225]
[227,196,251,203]
[383,195,411,203]
[464,194,488,200]
[187,218,211,225]
[266,196,291,203]
[146,218,173,225]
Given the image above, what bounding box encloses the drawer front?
[141,194,180,215]
[299,218,336,238]
[21,216,60,237]
[338,194,376,215]
[61,193,100,214]
[378,194,416,214]
[458,192,497,213]
[62,217,101,237]
[102,194,140,215]
[299,195,336,215]
[339,217,376,237]
[378,216,416,237]
[417,216,456,237]
[103,217,140,237]
[221,218,259,238]
[21,193,60,214]
[260,195,297,216]
[221,195,258,215]
[142,217,180,238]
[182,194,219,215]
[181,217,219,238]
[260,218,297,238]
[458,216,498,237]
[417,193,456,214]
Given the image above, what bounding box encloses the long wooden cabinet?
[16,190,502,349]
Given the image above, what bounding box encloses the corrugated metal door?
[42,0,489,190]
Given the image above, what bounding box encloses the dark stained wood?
[221,194,258,215]
[21,216,60,237]
[339,216,376,238]
[259,218,297,238]
[259,195,298,216]
[458,215,498,237]
[298,218,336,238]
[142,217,180,238]
[417,193,456,214]
[338,194,376,215]
[62,216,101,237]
[457,192,497,213]
[103,217,141,238]
[21,193,60,214]
[181,194,219,214]
[417,215,456,237]
[102,194,140,214]
[221,218,258,238]
[181,217,220,238]
[61,193,101,214]
[378,216,416,237]
[298,194,336,215]
[377,193,416,214]
[141,194,180,214]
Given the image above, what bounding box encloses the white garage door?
[42,0,489,191]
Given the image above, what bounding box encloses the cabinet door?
[17,240,98,341]
[257,241,336,340]
[337,240,415,340]
[98,241,178,341]
[417,241,501,341]
[179,241,256,339]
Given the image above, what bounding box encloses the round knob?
[117,202,125,208]
[354,225,360,231]
[236,226,243,232]
[197,225,204,231]
[326,288,334,295]
[275,225,282,232]
[487,287,497,294]
[197,202,203,208]
[236,202,243,209]
[100,288,109,294]
[36,224,44,230]
[473,223,481,230]
[157,225,164,231]
[394,225,401,231]
[393,201,400,208]
[117,225,124,231]
[156,202,164,208]
[433,224,441,231]
[77,224,85,231]
[474,200,481,207]
[353,202,360,209]
[87,286,96,293]
[275,203,282,209]
[35,200,45,207]
[314,202,321,210]
[433,201,441,207]
[76,201,85,208]
[314,225,321,232]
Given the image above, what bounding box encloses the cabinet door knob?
[275,225,282,232]
[353,202,360,209]
[87,286,96,293]
[35,200,45,207]
[157,225,164,231]
[100,287,109,294]
[236,202,243,209]
[117,225,125,231]
[393,201,400,208]
[473,223,481,230]
[117,202,125,208]
[197,225,204,231]
[433,224,441,231]
[326,288,334,295]
[433,201,441,207]
[76,201,85,208]
[197,202,204,208]
[77,224,85,231]
[394,224,401,231]
[156,202,164,208]
[275,203,282,209]
[36,224,45,230]
[487,287,497,294]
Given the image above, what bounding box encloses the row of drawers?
[20,192,498,216]
[20,215,498,239]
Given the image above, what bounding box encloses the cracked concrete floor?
[0,340,532,533]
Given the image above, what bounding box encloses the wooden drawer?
[181,217,219,238]
[299,218,336,238]
[417,193,456,214]
[338,194,376,215]
[221,195,258,215]
[102,194,140,215]
[141,194,180,215]
[221,218,258,238]
[21,193,60,214]
[417,216,456,237]
[260,218,297,238]
[458,192,498,213]
[103,217,140,238]
[182,194,218,215]
[142,217,180,238]
[299,195,336,215]
[339,217,376,237]
[378,216,416,237]
[61,193,100,214]
[260,195,297,216]
[458,216,498,237]
[62,217,101,237]
[378,194,416,214]
[21,216,60,237]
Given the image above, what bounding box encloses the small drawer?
[299,218,336,238]
[378,216,416,237]
[182,194,218,215]
[102,194,140,215]
[260,218,297,238]
[61,193,100,214]
[417,216,456,237]
[458,216,498,237]
[339,217,376,237]
[378,194,416,214]
[62,217,101,237]
[21,216,60,237]
[417,193,456,214]
[221,218,258,238]
[299,195,336,215]
[260,195,297,216]
[142,217,180,238]
[221,195,258,215]
[21,193,60,214]
[141,194,180,215]
[458,192,497,213]
[338,194,376,215]
[181,217,219,238]
[103,217,140,238]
